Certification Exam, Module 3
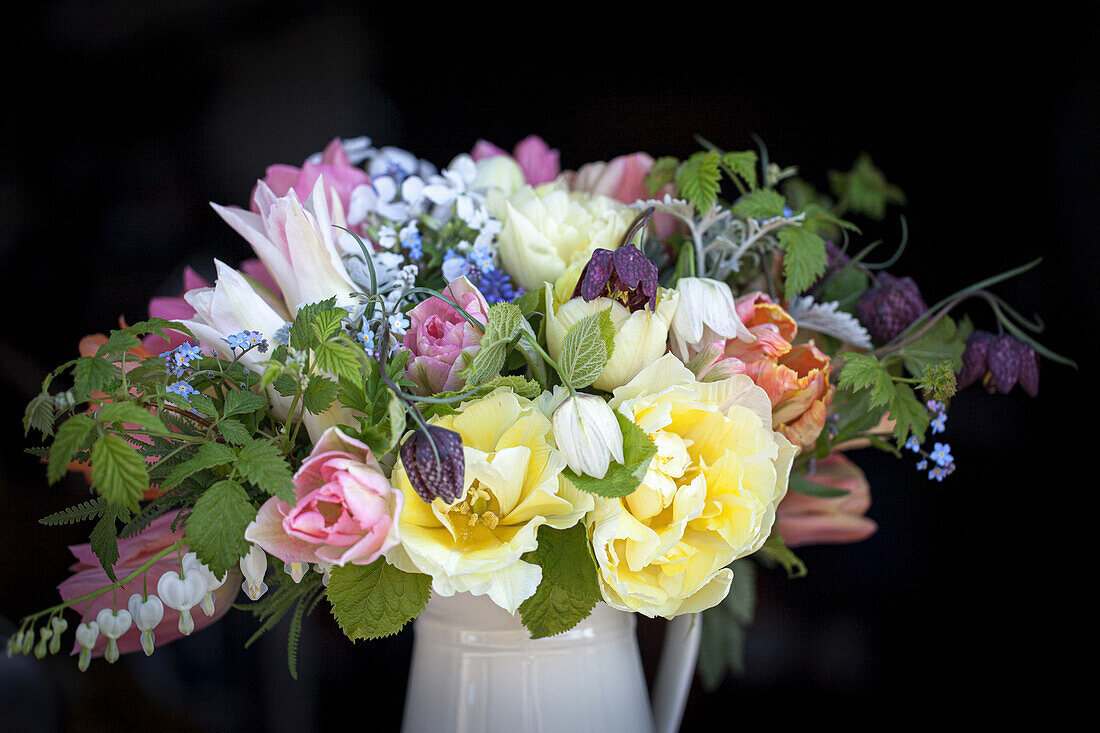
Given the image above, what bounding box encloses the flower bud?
[399,425,465,504]
[34,628,51,659]
[574,245,659,312]
[856,273,928,345]
[48,617,67,655]
[552,394,625,480]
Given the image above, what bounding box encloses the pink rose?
[775,453,878,548]
[471,135,560,185]
[401,276,490,396]
[245,427,402,567]
[251,137,371,218]
[57,515,238,658]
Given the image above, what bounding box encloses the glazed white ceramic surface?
[401,592,700,733]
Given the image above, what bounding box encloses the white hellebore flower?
[668,277,754,362]
[157,567,207,636]
[240,544,269,601]
[128,593,165,656]
[95,608,132,664]
[552,393,625,480]
[75,621,99,672]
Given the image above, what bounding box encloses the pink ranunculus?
[244,427,402,567]
[471,135,560,185]
[58,514,238,658]
[775,453,878,548]
[401,276,491,396]
[252,137,371,220]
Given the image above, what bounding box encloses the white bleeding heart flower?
[128,593,165,656]
[285,561,308,584]
[314,562,333,587]
[95,608,133,664]
[48,617,67,655]
[183,553,228,617]
[157,569,208,636]
[34,628,52,659]
[75,621,99,672]
[240,545,269,601]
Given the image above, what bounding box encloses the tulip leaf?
[563,412,656,498]
[556,309,616,390]
[326,559,432,640]
[518,524,601,639]
[788,470,850,498]
[185,479,256,578]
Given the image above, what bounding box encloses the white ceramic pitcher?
[400,592,701,733]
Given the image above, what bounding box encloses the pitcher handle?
[650,612,702,733]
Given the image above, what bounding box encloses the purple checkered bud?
[957,330,1040,397]
[399,425,465,504]
[810,241,852,292]
[573,245,659,312]
[856,273,928,345]
[958,330,995,390]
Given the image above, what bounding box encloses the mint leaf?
[326,560,432,640]
[184,479,256,578]
[91,434,150,511]
[48,414,96,484]
[518,524,601,639]
[563,412,656,498]
[556,308,615,389]
[236,440,295,503]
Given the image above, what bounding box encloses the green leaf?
[697,559,756,690]
[313,341,364,381]
[789,471,849,498]
[236,440,296,503]
[644,156,679,195]
[289,298,338,351]
[311,308,345,343]
[358,388,406,455]
[457,302,531,387]
[48,414,96,484]
[759,532,807,578]
[23,394,56,436]
[777,225,828,299]
[518,524,601,639]
[216,418,252,446]
[837,353,895,409]
[326,560,432,640]
[272,372,299,398]
[828,153,906,220]
[556,308,616,389]
[91,434,150,511]
[96,402,169,434]
[887,382,930,446]
[73,356,119,398]
[896,316,967,376]
[302,375,340,415]
[94,331,141,359]
[39,498,110,526]
[222,390,269,419]
[513,287,544,318]
[563,412,657,498]
[676,150,722,215]
[731,189,786,219]
[90,505,123,582]
[163,442,238,490]
[721,150,758,190]
[184,479,256,578]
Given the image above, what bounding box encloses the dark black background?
[1,3,1094,731]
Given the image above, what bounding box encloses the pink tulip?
[471,135,560,185]
[565,151,679,238]
[401,276,491,396]
[252,137,371,219]
[244,427,402,566]
[775,453,878,548]
[58,514,238,658]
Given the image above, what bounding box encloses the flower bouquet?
[9,134,1069,720]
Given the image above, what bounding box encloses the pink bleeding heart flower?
[244,427,403,568]
[775,453,878,548]
[401,276,491,396]
[471,135,560,185]
[253,137,371,221]
[57,514,239,659]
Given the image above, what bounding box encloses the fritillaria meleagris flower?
[958,330,1039,396]
[399,424,466,504]
[573,245,659,312]
[856,273,928,345]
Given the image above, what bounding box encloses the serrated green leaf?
[163,442,237,489]
[91,434,149,511]
[48,414,96,484]
[216,418,252,445]
[721,150,758,190]
[326,560,431,640]
[828,153,906,220]
[887,382,930,446]
[290,298,338,351]
[777,225,828,299]
[556,309,615,389]
[897,316,967,376]
[563,412,657,498]
[302,375,340,415]
[513,287,544,317]
[358,388,405,455]
[39,498,110,526]
[837,353,896,409]
[311,308,345,343]
[90,506,122,582]
[94,331,141,358]
[272,372,299,398]
[732,188,786,219]
[96,401,169,434]
[184,479,256,578]
[518,524,601,639]
[313,340,364,381]
[73,356,119,398]
[236,440,295,503]
[676,150,722,215]
[223,389,269,419]
[23,394,56,436]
